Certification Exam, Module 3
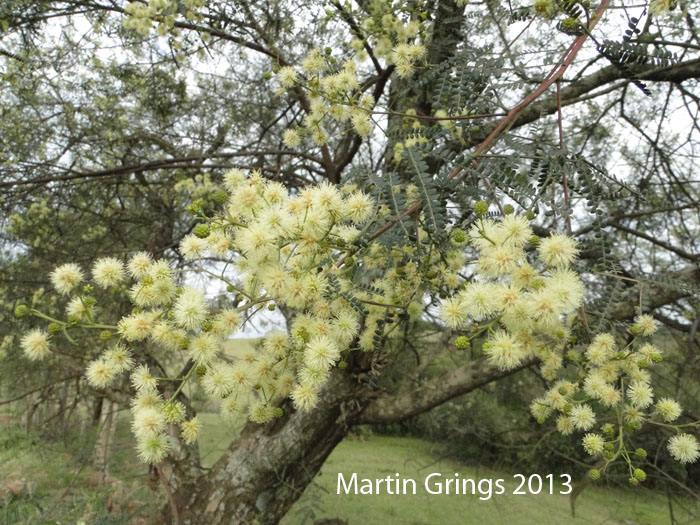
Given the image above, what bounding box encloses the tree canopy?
[2,0,700,523]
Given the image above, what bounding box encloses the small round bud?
[338,361,347,369]
[474,201,489,217]
[195,365,207,377]
[178,337,190,350]
[628,477,639,486]
[537,416,545,424]
[558,386,569,396]
[561,17,579,31]
[14,305,29,318]
[46,323,61,336]
[602,423,615,437]
[226,284,236,293]
[525,209,536,220]
[212,190,228,205]
[193,223,211,239]
[201,320,213,332]
[502,204,515,215]
[637,359,648,369]
[267,303,276,311]
[588,469,600,480]
[99,330,113,341]
[634,448,647,458]
[451,228,467,244]
[633,469,646,482]
[324,47,332,55]
[263,71,272,80]
[651,354,662,363]
[344,257,355,267]
[272,407,284,418]
[187,199,206,215]
[529,235,540,245]
[455,336,470,350]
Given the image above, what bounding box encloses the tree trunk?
[168,369,370,524]
[93,398,117,483]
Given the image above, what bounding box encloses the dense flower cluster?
[274,3,427,148]
[24,170,389,462]
[439,215,583,374]
[438,211,698,474]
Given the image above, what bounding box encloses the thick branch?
[357,358,534,425]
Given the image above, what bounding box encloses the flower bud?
[455,336,470,350]
[588,469,600,480]
[212,190,228,205]
[193,223,211,239]
[633,468,646,482]
[474,201,489,217]
[99,330,113,341]
[503,204,515,215]
[14,305,28,318]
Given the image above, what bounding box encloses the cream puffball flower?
[92,257,125,288]
[50,263,84,295]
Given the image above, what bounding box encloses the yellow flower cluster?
[439,215,583,373]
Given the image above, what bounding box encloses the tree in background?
[2,0,700,523]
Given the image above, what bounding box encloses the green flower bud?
[633,468,646,482]
[452,228,467,244]
[529,235,540,245]
[525,209,536,220]
[628,477,639,486]
[651,354,662,363]
[634,448,647,458]
[267,303,277,311]
[455,336,470,350]
[272,407,284,418]
[99,330,113,341]
[14,305,28,318]
[178,337,190,350]
[195,365,207,377]
[263,71,272,80]
[226,284,236,293]
[503,204,515,215]
[602,423,615,437]
[187,199,206,215]
[637,359,648,369]
[338,361,347,369]
[201,320,212,332]
[537,416,545,424]
[474,200,489,217]
[561,17,579,31]
[193,223,211,239]
[588,469,600,480]
[47,323,61,335]
[212,190,228,205]
[84,296,97,308]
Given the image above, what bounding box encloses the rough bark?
[170,368,369,525]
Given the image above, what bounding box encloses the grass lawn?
[281,436,698,525]
[2,413,698,524]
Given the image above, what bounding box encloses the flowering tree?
[2,0,700,522]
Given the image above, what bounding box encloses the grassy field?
[2,414,698,524]
[281,436,697,525]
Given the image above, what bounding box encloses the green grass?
[2,413,698,524]
[281,436,699,525]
